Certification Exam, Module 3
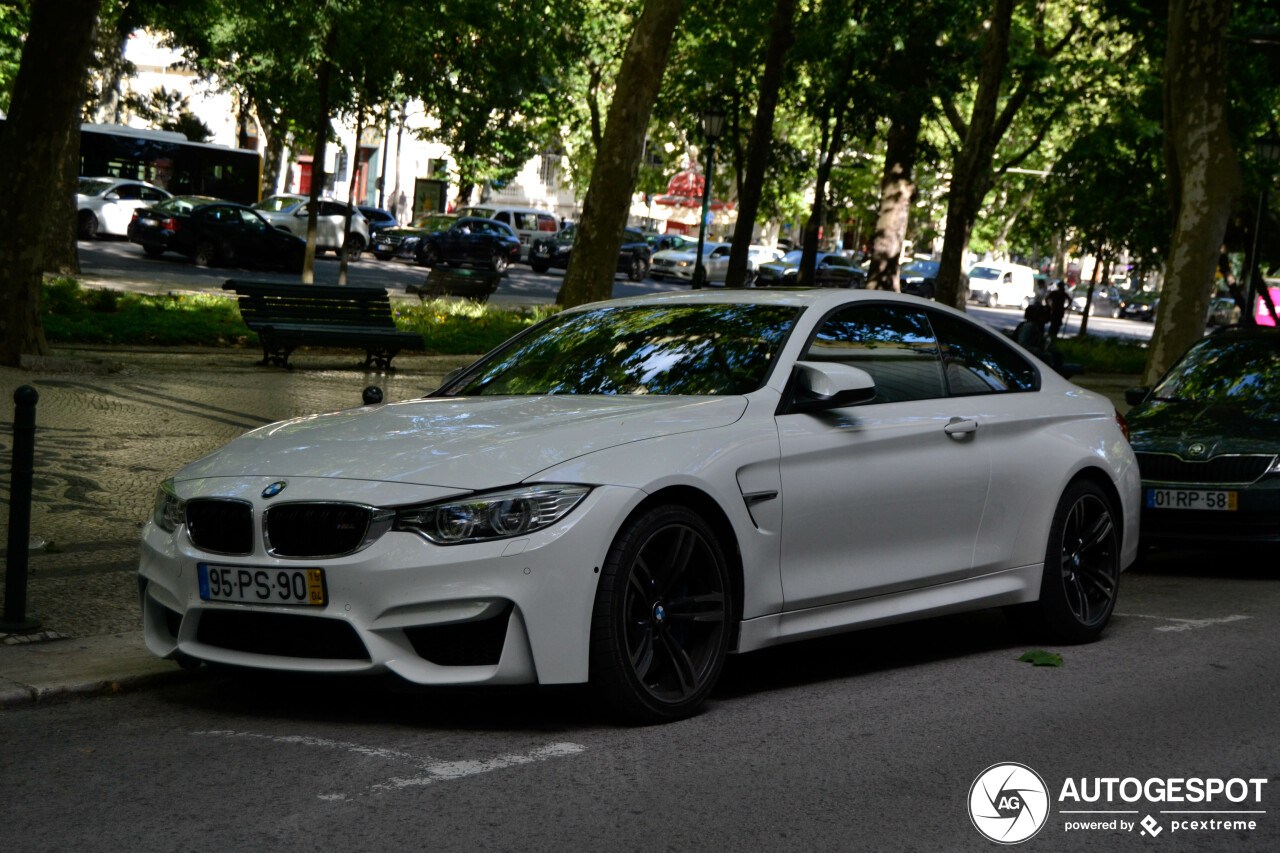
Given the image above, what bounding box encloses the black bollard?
[362,385,384,405]
[2,385,41,632]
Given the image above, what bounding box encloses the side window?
[803,304,946,404]
[239,209,267,229]
[115,184,142,200]
[140,187,167,202]
[495,211,511,225]
[928,311,1038,395]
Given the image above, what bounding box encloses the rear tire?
[142,244,165,259]
[1008,480,1120,643]
[194,239,217,267]
[590,505,731,723]
[343,236,364,262]
[491,250,508,274]
[629,256,648,282]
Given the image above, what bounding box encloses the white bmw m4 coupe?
[139,289,1140,722]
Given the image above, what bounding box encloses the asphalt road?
[74,238,1154,340]
[2,547,1275,852]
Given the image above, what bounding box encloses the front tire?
[1010,480,1120,643]
[78,211,99,240]
[590,505,732,723]
[491,250,508,274]
[985,292,998,308]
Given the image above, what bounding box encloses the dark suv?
[529,225,651,281]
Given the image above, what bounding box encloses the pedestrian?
[1046,280,1069,339]
[1015,302,1065,373]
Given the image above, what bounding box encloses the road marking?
[192,730,586,799]
[1116,613,1251,632]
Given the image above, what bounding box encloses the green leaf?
[1017,650,1064,667]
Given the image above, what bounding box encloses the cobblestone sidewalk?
[1,346,471,642]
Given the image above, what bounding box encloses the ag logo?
[1187,442,1207,457]
[261,481,288,499]
[969,763,1050,844]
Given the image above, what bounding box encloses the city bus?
[0,119,262,204]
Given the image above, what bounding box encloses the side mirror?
[789,361,876,413]
[1124,386,1150,406]
[103,191,120,201]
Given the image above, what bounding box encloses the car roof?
[578,286,950,314]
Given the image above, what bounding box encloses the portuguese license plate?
[376,243,392,252]
[198,563,326,605]
[1145,488,1237,511]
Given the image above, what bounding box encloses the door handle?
[944,417,979,437]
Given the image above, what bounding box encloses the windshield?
[153,196,207,214]
[445,303,800,396]
[968,266,1002,281]
[902,261,940,276]
[253,196,304,212]
[411,214,455,231]
[1153,336,1280,403]
[77,179,114,196]
[779,251,804,264]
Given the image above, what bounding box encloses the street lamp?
[691,104,726,290]
[1247,137,1280,323]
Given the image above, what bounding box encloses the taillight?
[130,211,139,223]
[1115,409,1130,441]
[161,218,179,232]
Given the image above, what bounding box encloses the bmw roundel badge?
[262,481,288,499]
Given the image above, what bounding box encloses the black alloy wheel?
[1010,480,1120,643]
[194,239,217,267]
[629,256,648,282]
[78,211,99,240]
[591,505,731,723]
[343,236,364,261]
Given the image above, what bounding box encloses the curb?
[0,631,191,710]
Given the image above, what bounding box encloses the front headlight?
[393,484,591,545]
[678,260,690,267]
[153,478,186,533]
[1267,456,1280,476]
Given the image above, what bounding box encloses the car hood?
[1128,398,1280,457]
[377,225,440,237]
[653,249,701,262]
[176,395,748,489]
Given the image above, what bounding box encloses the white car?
[650,241,728,283]
[704,244,786,286]
[967,261,1041,308]
[252,194,371,259]
[77,176,171,239]
[139,289,1140,722]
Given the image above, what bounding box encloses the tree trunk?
[557,0,686,308]
[44,116,83,275]
[0,0,100,366]
[1142,0,1240,385]
[866,110,923,291]
[724,0,796,288]
[339,88,365,286]
[301,28,337,284]
[934,0,1016,310]
[799,111,842,285]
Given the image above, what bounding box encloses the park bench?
[405,267,503,303]
[223,279,425,370]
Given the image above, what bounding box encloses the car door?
[776,302,992,609]
[923,310,1043,573]
[101,183,149,235]
[703,245,731,282]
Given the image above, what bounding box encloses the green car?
[1125,328,1280,546]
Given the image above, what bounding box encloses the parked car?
[127,195,306,270]
[899,259,941,299]
[1206,295,1241,327]
[1069,284,1122,318]
[358,206,399,234]
[755,250,867,288]
[650,241,729,284]
[967,262,1040,308]
[77,176,172,239]
[454,205,559,262]
[529,224,651,281]
[252,194,371,260]
[1124,328,1280,547]
[415,215,521,272]
[138,289,1139,723]
[703,244,785,286]
[370,213,458,262]
[1117,289,1158,322]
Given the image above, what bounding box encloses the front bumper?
[139,482,643,686]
